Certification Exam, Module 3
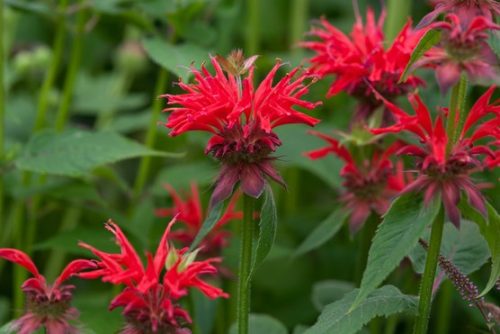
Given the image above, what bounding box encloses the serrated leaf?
[248,186,278,282]
[352,193,441,309]
[190,200,225,250]
[400,28,441,82]
[311,280,355,311]
[459,200,500,296]
[409,220,490,276]
[142,37,209,82]
[229,314,287,334]
[305,286,417,334]
[293,209,347,258]
[15,130,181,177]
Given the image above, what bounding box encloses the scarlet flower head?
[163,52,321,205]
[372,86,500,227]
[306,133,407,233]
[78,218,228,334]
[416,14,500,93]
[155,183,242,255]
[301,9,424,120]
[0,249,96,334]
[419,0,500,28]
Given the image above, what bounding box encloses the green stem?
[132,69,168,198]
[413,206,445,334]
[434,280,453,334]
[34,0,68,131]
[55,5,86,132]
[237,195,254,334]
[245,0,259,54]
[355,214,379,285]
[289,0,308,54]
[445,74,467,153]
[0,0,5,236]
[384,0,412,40]
[10,200,25,317]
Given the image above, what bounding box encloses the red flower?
[0,249,96,334]
[419,0,500,28]
[155,183,242,255]
[301,9,424,120]
[415,14,500,93]
[78,218,228,334]
[306,133,407,233]
[372,86,500,226]
[163,53,321,205]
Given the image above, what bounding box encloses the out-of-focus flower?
[306,133,406,233]
[372,86,500,227]
[163,51,321,205]
[301,9,424,120]
[419,0,500,28]
[416,14,500,93]
[78,218,228,334]
[155,183,242,255]
[0,249,96,334]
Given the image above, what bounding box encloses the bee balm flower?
[0,249,96,334]
[78,218,228,334]
[163,52,321,205]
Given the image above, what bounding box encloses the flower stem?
[237,194,255,334]
[445,74,467,153]
[55,4,86,132]
[245,0,260,54]
[384,0,412,40]
[0,0,5,236]
[34,0,68,131]
[132,69,168,199]
[413,206,445,334]
[434,280,453,334]
[289,0,308,54]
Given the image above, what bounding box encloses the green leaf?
[305,286,417,334]
[15,130,181,177]
[190,200,225,250]
[311,280,355,311]
[142,37,209,82]
[400,28,441,82]
[459,200,500,296]
[0,298,8,324]
[293,209,347,258]
[153,161,216,196]
[248,186,278,282]
[229,314,287,334]
[276,125,342,189]
[409,220,490,276]
[192,289,218,334]
[352,193,441,309]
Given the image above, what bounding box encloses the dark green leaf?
[190,200,225,250]
[15,130,181,176]
[459,200,500,296]
[0,298,8,325]
[312,280,355,311]
[248,186,278,282]
[409,220,490,277]
[229,314,287,334]
[400,28,441,82]
[192,289,218,334]
[293,209,347,258]
[143,37,209,82]
[352,193,441,309]
[305,286,417,334]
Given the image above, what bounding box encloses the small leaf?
[311,280,355,311]
[293,209,347,258]
[409,220,490,276]
[400,28,441,82]
[15,130,181,177]
[248,186,278,282]
[190,200,225,250]
[305,286,417,334]
[143,37,209,82]
[229,314,287,334]
[352,193,441,309]
[459,200,500,296]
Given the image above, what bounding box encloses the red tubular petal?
[55,259,98,287]
[0,248,40,278]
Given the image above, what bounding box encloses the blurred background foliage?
[0,0,498,333]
